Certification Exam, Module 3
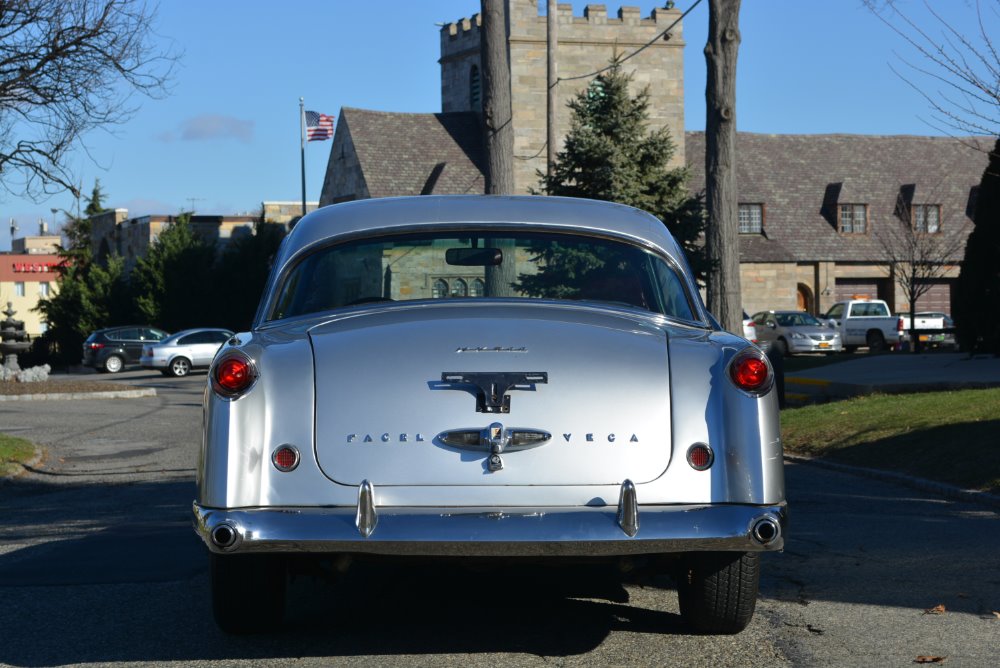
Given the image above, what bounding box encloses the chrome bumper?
[192,499,787,557]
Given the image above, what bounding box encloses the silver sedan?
[194,195,786,636]
[752,310,843,356]
[140,328,233,377]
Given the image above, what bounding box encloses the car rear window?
[269,231,697,323]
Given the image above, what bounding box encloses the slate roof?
[341,107,485,198]
[685,132,991,263]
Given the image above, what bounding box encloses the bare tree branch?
[0,0,177,201]
[865,0,1000,138]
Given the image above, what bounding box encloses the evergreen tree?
[538,59,709,282]
[211,213,287,331]
[955,139,1000,354]
[84,179,108,217]
[131,213,216,331]
[33,181,133,366]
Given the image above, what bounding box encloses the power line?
[557,0,703,84]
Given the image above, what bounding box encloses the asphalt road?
[0,370,998,667]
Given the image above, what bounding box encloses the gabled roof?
[340,107,485,198]
[685,132,991,263]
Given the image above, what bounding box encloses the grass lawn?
[0,433,36,475]
[781,388,1000,494]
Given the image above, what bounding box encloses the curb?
[0,388,157,402]
[784,453,1000,511]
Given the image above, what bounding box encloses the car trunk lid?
[310,304,673,486]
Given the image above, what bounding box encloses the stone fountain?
[1,301,31,373]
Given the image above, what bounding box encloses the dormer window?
[738,203,764,234]
[913,204,941,233]
[838,204,868,234]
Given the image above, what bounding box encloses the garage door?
[914,280,954,315]
[835,278,889,302]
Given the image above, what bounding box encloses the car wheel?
[677,551,760,634]
[210,553,286,634]
[775,338,789,357]
[866,330,886,352]
[103,355,124,374]
[169,357,191,377]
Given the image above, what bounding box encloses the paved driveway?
[0,370,998,666]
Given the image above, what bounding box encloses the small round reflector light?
[687,443,714,471]
[272,445,300,472]
[728,350,772,395]
[211,352,257,398]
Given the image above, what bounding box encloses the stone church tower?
[439,0,686,193]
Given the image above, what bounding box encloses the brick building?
[0,254,61,337]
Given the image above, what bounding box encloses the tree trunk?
[704,0,742,333]
[481,0,515,195]
[547,0,558,176]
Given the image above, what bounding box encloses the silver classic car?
[194,195,786,635]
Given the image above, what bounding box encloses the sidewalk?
[783,352,1000,404]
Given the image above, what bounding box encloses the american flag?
[305,111,334,141]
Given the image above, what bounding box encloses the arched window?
[432,279,448,299]
[451,278,468,298]
[470,278,485,297]
[469,65,481,110]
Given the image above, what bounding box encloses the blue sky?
[1,0,991,249]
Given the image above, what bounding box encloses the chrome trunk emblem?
[439,422,551,473]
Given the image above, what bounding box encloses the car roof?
[279,195,686,269]
[166,328,233,337]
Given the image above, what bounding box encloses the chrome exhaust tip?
[210,523,240,550]
[751,516,781,546]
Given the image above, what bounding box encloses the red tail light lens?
[272,445,299,472]
[687,443,714,471]
[211,353,257,398]
[88,342,104,350]
[728,350,772,395]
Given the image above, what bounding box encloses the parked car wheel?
[169,357,192,377]
[866,330,886,352]
[677,551,760,634]
[103,355,124,374]
[210,553,286,634]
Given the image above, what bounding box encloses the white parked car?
[141,328,234,377]
[193,195,786,635]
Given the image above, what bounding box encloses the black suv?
[82,326,170,373]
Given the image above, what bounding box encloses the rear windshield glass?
[268,231,696,322]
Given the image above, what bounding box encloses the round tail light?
[211,352,257,398]
[271,445,300,472]
[728,349,772,395]
[687,443,714,471]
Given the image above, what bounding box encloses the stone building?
[686,132,990,317]
[321,1,685,202]
[439,0,685,191]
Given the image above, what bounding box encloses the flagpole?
[299,97,307,217]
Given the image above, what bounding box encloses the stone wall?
[440,0,685,193]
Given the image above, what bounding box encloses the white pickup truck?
[898,311,957,349]
[822,299,904,352]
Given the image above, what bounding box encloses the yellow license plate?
[919,334,929,341]
[818,342,830,348]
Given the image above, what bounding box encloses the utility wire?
[558,0,703,83]
[515,0,703,161]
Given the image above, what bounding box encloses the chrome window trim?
[258,224,707,329]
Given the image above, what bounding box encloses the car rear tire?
[169,357,191,377]
[677,551,760,634]
[866,330,886,352]
[103,355,124,374]
[210,553,286,634]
